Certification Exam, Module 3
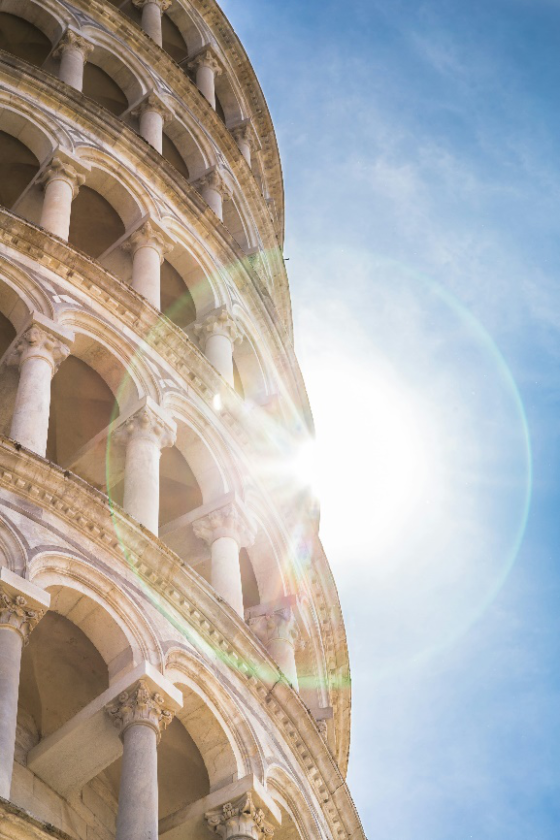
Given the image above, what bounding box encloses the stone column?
[0,569,50,799]
[106,680,175,840]
[192,502,255,617]
[132,94,173,154]
[53,30,94,91]
[206,792,275,840]
[230,122,255,168]
[192,168,232,222]
[113,400,176,534]
[7,317,74,457]
[124,221,173,309]
[247,606,300,690]
[194,308,241,387]
[188,47,223,110]
[38,155,86,241]
[132,0,172,47]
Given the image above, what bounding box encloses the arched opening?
[69,186,126,259]
[18,612,109,745]
[159,445,203,528]
[0,309,16,358]
[161,260,196,329]
[0,130,40,210]
[240,548,260,609]
[47,355,119,469]
[0,13,52,67]
[215,95,226,125]
[83,63,128,116]
[223,198,250,251]
[162,14,189,64]
[162,133,190,180]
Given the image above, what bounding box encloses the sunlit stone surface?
[0,2,364,840]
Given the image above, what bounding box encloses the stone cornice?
[0,440,363,840]
[0,54,297,360]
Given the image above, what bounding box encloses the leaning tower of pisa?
[0,3,364,840]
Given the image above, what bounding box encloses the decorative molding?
[193,167,233,201]
[205,793,274,840]
[112,402,177,451]
[105,679,175,740]
[7,320,72,376]
[194,308,242,349]
[123,220,174,263]
[187,45,224,77]
[53,30,94,61]
[0,585,45,644]
[132,0,172,11]
[131,92,174,124]
[192,501,256,548]
[37,155,86,200]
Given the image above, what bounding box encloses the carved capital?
[194,308,241,349]
[133,0,172,11]
[38,156,86,199]
[105,679,175,741]
[248,607,299,648]
[206,793,274,840]
[54,30,94,60]
[113,404,176,451]
[132,92,174,124]
[7,324,71,376]
[193,502,256,548]
[230,119,260,152]
[193,168,232,201]
[0,585,45,644]
[123,221,173,263]
[188,46,223,76]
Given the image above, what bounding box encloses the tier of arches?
[0,0,269,203]
[0,543,321,840]
[0,96,274,403]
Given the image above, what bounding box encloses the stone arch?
[162,219,225,316]
[0,93,66,164]
[0,0,68,50]
[223,193,255,252]
[0,515,27,575]
[164,2,206,56]
[214,71,245,128]
[163,111,213,182]
[77,26,151,113]
[76,147,151,231]
[0,258,54,328]
[27,552,164,678]
[266,765,324,840]
[165,646,263,788]
[231,309,272,403]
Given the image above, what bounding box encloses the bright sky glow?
[221,1,560,837]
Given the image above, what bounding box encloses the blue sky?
[221,1,560,837]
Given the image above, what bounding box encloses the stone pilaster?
[132,0,172,46]
[194,307,241,386]
[188,46,223,109]
[132,93,174,153]
[54,30,94,90]
[38,154,87,240]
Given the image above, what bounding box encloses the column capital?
[194,307,241,349]
[206,792,275,840]
[132,92,174,124]
[0,568,50,645]
[105,679,175,742]
[112,398,177,451]
[193,167,233,201]
[38,152,87,199]
[188,44,223,76]
[193,499,256,548]
[132,0,172,11]
[6,314,74,376]
[247,606,299,648]
[123,220,174,263]
[229,119,261,152]
[53,29,94,60]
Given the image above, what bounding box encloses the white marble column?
[194,308,241,387]
[54,30,94,91]
[113,400,176,534]
[230,121,255,168]
[206,792,275,840]
[247,606,300,690]
[132,93,173,154]
[188,47,223,110]
[124,221,173,309]
[106,679,175,840]
[192,168,232,222]
[0,569,50,799]
[38,155,86,241]
[132,0,172,47]
[7,317,74,457]
[192,502,255,617]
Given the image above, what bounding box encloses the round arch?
[0,0,68,46]
[28,552,165,678]
[0,514,27,575]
